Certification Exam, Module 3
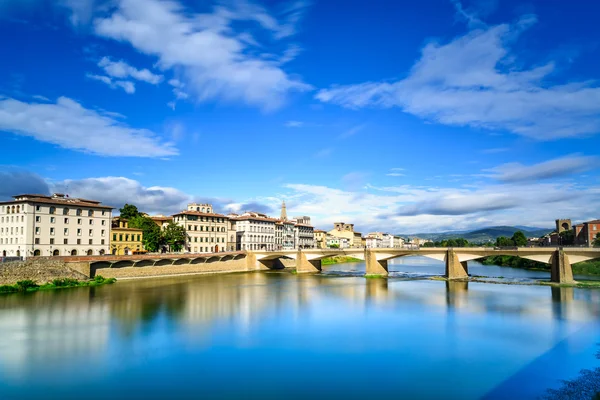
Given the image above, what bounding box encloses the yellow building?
[327,222,363,248]
[110,217,144,255]
[314,229,327,248]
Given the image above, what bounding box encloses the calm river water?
[1,257,599,399]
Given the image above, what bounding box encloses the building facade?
[232,212,276,251]
[0,193,112,258]
[295,224,315,249]
[172,203,229,253]
[328,222,363,248]
[574,220,600,247]
[314,229,326,248]
[110,217,144,255]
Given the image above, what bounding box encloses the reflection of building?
[110,217,144,255]
[328,222,362,248]
[574,219,600,247]
[173,203,229,253]
[0,193,112,258]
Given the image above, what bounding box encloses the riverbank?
[481,256,600,276]
[0,275,116,294]
[0,259,89,285]
[322,256,362,265]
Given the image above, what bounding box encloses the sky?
[1,0,599,234]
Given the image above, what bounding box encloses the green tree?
[128,215,163,252]
[496,236,514,247]
[455,238,469,247]
[422,242,435,248]
[163,222,188,252]
[511,231,528,247]
[559,230,574,246]
[593,233,600,247]
[119,204,140,220]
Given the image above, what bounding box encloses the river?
[0,257,599,399]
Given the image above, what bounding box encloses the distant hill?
[398,225,553,243]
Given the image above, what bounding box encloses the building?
[0,193,112,258]
[172,203,229,253]
[328,222,363,248]
[295,223,315,249]
[274,220,295,250]
[326,235,350,249]
[149,215,172,230]
[110,217,144,255]
[393,236,405,248]
[556,219,572,234]
[231,212,276,251]
[574,219,600,247]
[365,236,382,248]
[293,216,312,225]
[366,232,394,248]
[314,229,327,248]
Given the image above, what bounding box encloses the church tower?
[281,200,287,221]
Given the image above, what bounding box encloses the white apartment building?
[0,193,112,259]
[232,212,276,251]
[172,203,229,253]
[295,224,315,249]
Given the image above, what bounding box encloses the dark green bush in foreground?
[0,275,116,295]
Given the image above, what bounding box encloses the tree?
[163,222,188,252]
[119,204,140,220]
[496,236,514,247]
[129,215,163,252]
[511,231,527,247]
[559,230,574,246]
[593,233,600,247]
[422,242,435,248]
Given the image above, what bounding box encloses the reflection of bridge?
[252,247,600,283]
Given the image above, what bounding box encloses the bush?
[52,278,79,287]
[0,285,18,293]
[15,280,39,292]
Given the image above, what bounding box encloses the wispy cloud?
[93,0,313,110]
[386,173,405,177]
[98,56,163,84]
[481,147,509,154]
[338,124,365,139]
[484,155,600,183]
[0,96,177,157]
[314,148,332,158]
[285,120,304,128]
[86,73,135,94]
[315,13,600,140]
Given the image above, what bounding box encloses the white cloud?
[0,96,177,157]
[315,14,600,140]
[93,0,312,110]
[98,56,163,84]
[314,148,332,158]
[285,120,303,127]
[60,0,97,26]
[386,173,405,177]
[87,73,136,94]
[338,124,365,139]
[484,155,600,183]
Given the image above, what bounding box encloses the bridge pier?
[246,252,275,271]
[296,250,322,273]
[365,249,389,276]
[445,250,468,279]
[551,250,574,284]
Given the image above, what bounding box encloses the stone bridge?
[57,247,600,284]
[252,247,600,283]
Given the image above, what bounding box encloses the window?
[113,234,117,241]
[101,230,105,236]
[50,238,54,245]
[77,239,81,245]
[137,235,141,241]
[89,229,93,236]
[50,217,55,223]
[64,228,69,235]
[126,234,130,241]
[77,219,82,225]
[89,219,93,225]
[77,229,82,236]
[88,210,93,217]
[50,227,55,235]
[64,238,68,244]
[63,208,69,215]
[36,205,41,211]
[101,220,105,226]
[89,239,93,245]
[36,216,41,223]
[76,209,82,216]
[35,238,40,245]
[194,237,198,242]
[64,218,69,224]
[35,227,40,235]
[49,207,56,214]
[101,239,105,245]
[119,234,123,241]
[102,211,106,216]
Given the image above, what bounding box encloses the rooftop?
[2,193,113,209]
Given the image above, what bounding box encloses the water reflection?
[0,266,599,399]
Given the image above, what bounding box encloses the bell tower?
[281,200,287,221]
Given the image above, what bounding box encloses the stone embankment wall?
[0,259,88,285]
[94,257,250,280]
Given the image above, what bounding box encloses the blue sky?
[1,0,599,233]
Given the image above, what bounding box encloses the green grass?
[365,274,386,279]
[572,260,600,275]
[0,275,117,295]
[322,256,362,265]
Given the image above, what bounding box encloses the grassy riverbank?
[322,256,362,265]
[0,275,116,294]
[481,256,600,276]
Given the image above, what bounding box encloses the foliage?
[572,260,600,275]
[329,244,340,248]
[495,236,514,247]
[119,204,141,220]
[162,221,188,252]
[594,233,600,247]
[481,255,547,270]
[15,280,39,292]
[0,276,117,296]
[559,230,575,245]
[322,256,362,265]
[424,238,471,247]
[52,278,79,287]
[129,215,164,252]
[511,231,528,247]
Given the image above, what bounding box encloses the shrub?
[0,285,18,293]
[15,280,38,292]
[52,278,79,287]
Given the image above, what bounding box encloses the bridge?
[56,247,600,284]
[251,247,600,283]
